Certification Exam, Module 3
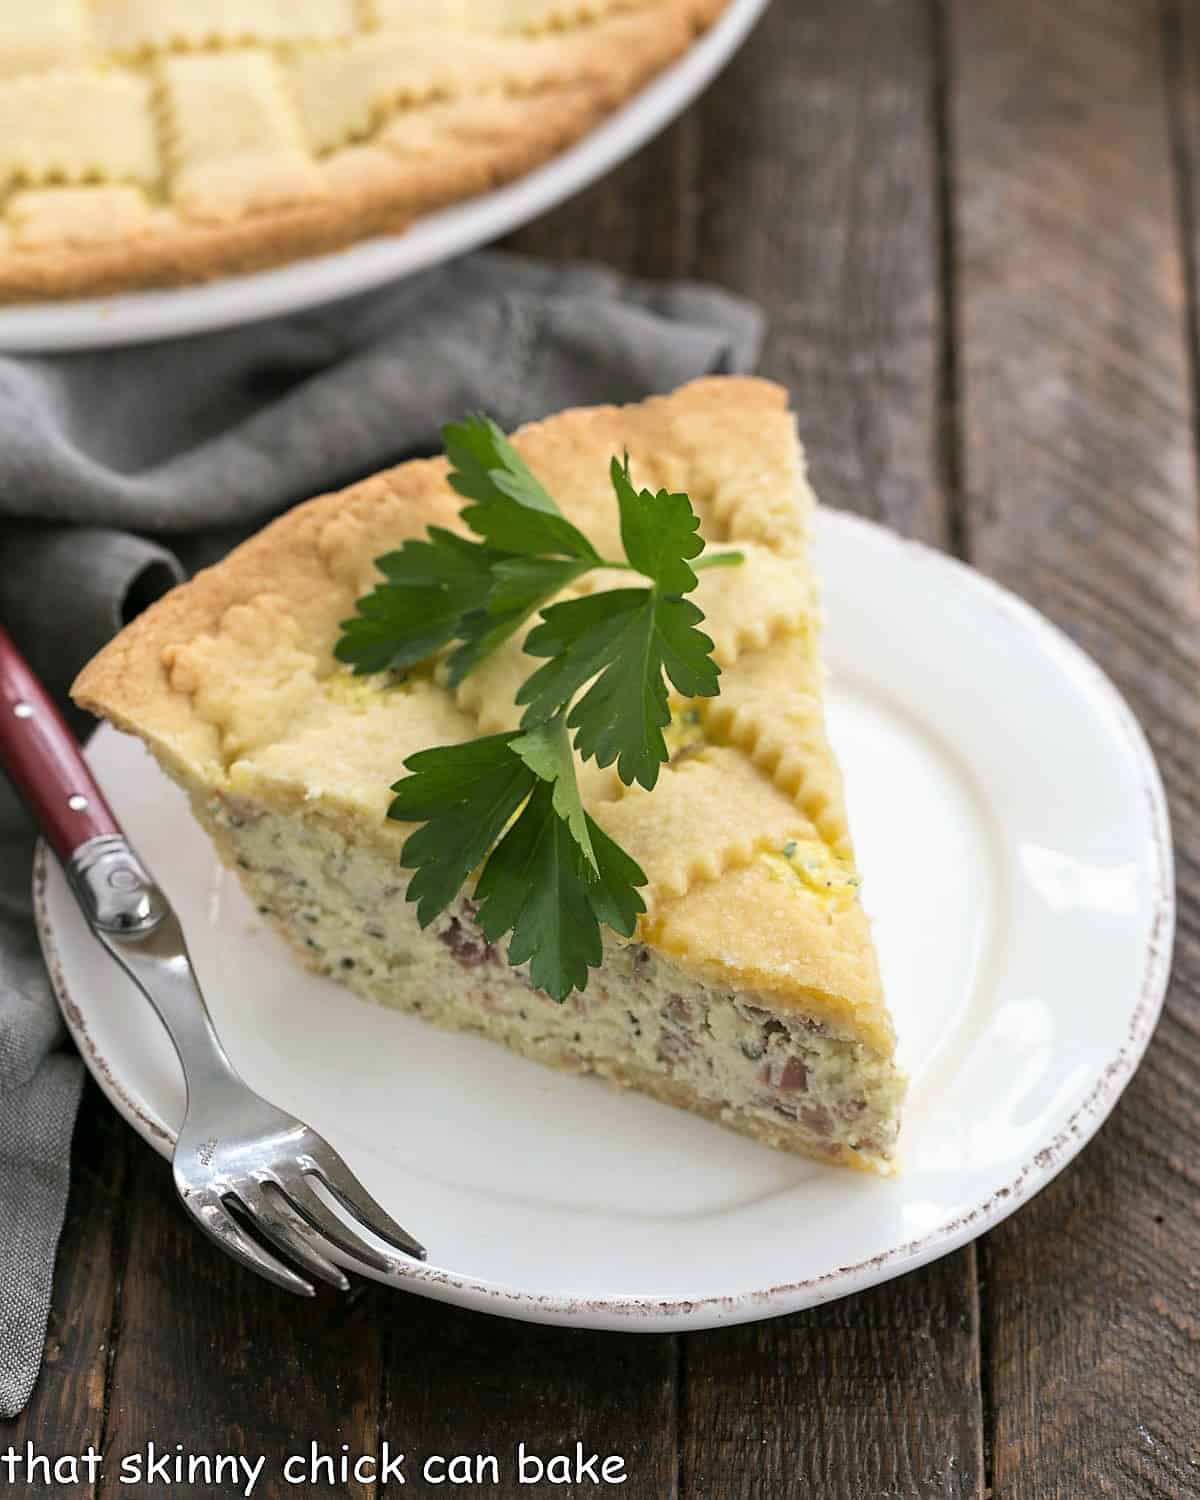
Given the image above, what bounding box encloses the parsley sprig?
[335,416,740,999]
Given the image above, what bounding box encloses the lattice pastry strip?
[656,405,813,555]
[574,543,816,668]
[160,49,325,220]
[493,400,788,570]
[325,84,601,217]
[374,81,593,162]
[288,29,590,152]
[699,636,853,861]
[450,634,531,738]
[694,545,817,664]
[0,68,158,187]
[0,0,90,78]
[377,98,500,163]
[650,859,886,1039]
[162,595,325,764]
[597,746,820,916]
[7,185,157,246]
[95,0,359,56]
[233,678,483,827]
[368,0,647,34]
[317,84,601,207]
[449,608,622,804]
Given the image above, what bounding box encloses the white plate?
[36,510,1174,1330]
[0,0,768,353]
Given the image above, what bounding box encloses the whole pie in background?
[0,0,729,302]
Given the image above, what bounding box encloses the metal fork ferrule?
[67,833,167,937]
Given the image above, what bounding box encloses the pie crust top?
[73,376,892,1053]
[0,0,728,301]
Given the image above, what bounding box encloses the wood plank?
[505,115,699,278]
[4,1085,128,1488]
[376,1300,677,1498]
[97,1145,383,1500]
[691,0,950,544]
[675,1,985,1495]
[681,1263,984,1500]
[950,0,1200,1494]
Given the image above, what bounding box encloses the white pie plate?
[0,0,768,353]
[35,509,1173,1330]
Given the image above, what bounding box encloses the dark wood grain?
[97,1146,384,1500]
[668,2,984,1496]
[374,1297,677,1498]
[692,0,950,546]
[506,114,700,279]
[681,1265,985,1500]
[951,0,1200,1494]
[7,1086,128,1490]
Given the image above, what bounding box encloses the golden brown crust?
[72,375,787,758]
[73,375,894,1052]
[0,0,731,302]
[72,375,791,767]
[71,465,460,783]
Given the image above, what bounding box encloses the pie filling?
[203,789,905,1173]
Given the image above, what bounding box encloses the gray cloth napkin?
[0,249,763,1417]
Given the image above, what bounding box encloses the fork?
[0,623,426,1295]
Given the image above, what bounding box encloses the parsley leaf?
[610,456,703,593]
[473,781,603,999]
[443,415,600,562]
[473,734,647,999]
[387,718,646,999]
[341,418,739,998]
[509,715,597,870]
[335,527,501,676]
[518,588,719,790]
[583,815,647,936]
[338,417,604,681]
[512,459,721,787]
[446,554,594,687]
[388,732,535,926]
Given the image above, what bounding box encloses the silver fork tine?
[305,1149,428,1261]
[233,1183,351,1292]
[182,1188,316,1297]
[275,1171,405,1276]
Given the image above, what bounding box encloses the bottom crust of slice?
[201,788,905,1175]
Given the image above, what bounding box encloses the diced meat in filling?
[438,917,497,969]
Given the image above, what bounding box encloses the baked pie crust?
[0,0,729,301]
[73,377,907,1172]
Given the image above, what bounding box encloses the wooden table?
[9,1,1200,1495]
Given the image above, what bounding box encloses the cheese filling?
[202,790,905,1170]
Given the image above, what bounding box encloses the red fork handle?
[0,623,122,863]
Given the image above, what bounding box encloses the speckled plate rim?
[35,512,1175,1331]
[0,0,770,353]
